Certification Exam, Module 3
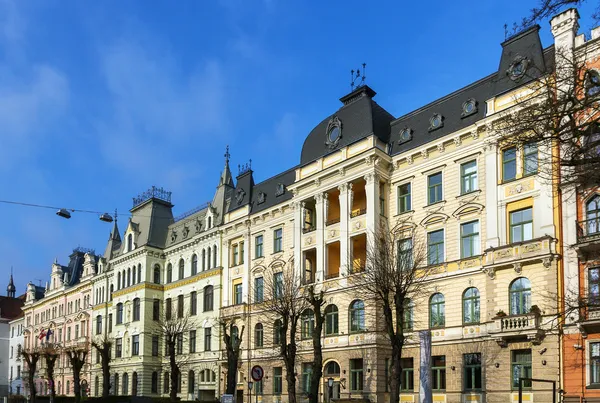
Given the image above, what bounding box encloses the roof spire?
[219,145,234,187]
[7,270,16,298]
[103,212,122,261]
[224,145,231,166]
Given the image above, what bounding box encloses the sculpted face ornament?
[236,189,246,205]
[257,192,266,204]
[507,55,530,81]
[325,116,343,150]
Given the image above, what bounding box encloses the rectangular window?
[152,335,159,356]
[523,143,538,176]
[428,172,443,204]
[274,272,283,298]
[96,315,102,335]
[153,299,160,321]
[461,160,478,194]
[427,229,444,265]
[511,349,532,389]
[115,338,122,358]
[273,367,283,395]
[350,359,364,392]
[177,295,184,318]
[132,335,139,356]
[232,244,239,266]
[255,235,264,258]
[503,147,517,181]
[400,358,414,391]
[432,355,446,391]
[176,333,183,355]
[274,228,283,253]
[397,183,412,214]
[254,277,264,303]
[234,283,243,305]
[461,220,480,258]
[302,363,313,394]
[464,353,482,391]
[189,330,196,353]
[397,238,413,270]
[108,315,112,333]
[190,292,197,316]
[380,182,386,217]
[204,328,212,351]
[510,208,533,243]
[590,268,600,306]
[165,298,172,320]
[591,342,600,385]
[240,242,245,264]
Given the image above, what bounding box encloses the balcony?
[302,225,316,234]
[482,236,557,276]
[576,218,600,258]
[489,313,544,346]
[579,308,600,334]
[350,208,366,218]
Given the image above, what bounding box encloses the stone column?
[293,201,303,284]
[315,193,325,281]
[338,184,350,276]
[365,172,378,245]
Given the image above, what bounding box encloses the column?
[315,193,325,281]
[293,201,303,284]
[484,144,500,248]
[222,240,230,306]
[338,184,350,276]
[365,172,378,242]
[242,230,251,303]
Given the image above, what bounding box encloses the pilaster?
[339,184,350,276]
[315,193,325,282]
[485,143,500,248]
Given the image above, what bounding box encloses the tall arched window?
[586,69,600,97]
[255,323,264,348]
[203,286,214,311]
[213,245,217,267]
[132,266,136,284]
[94,376,99,396]
[127,268,131,287]
[325,304,339,335]
[179,259,185,280]
[207,248,212,269]
[117,272,121,290]
[153,265,161,284]
[113,374,118,396]
[430,293,445,328]
[163,372,169,394]
[191,254,198,275]
[116,303,124,324]
[151,371,158,394]
[349,300,365,333]
[132,298,140,321]
[208,216,212,228]
[510,277,531,315]
[132,372,138,396]
[188,370,195,394]
[202,249,206,271]
[67,380,71,395]
[127,234,133,252]
[587,196,600,235]
[110,285,114,301]
[122,372,128,395]
[302,309,315,339]
[324,361,341,376]
[273,319,282,345]
[166,264,172,284]
[137,264,142,283]
[462,287,480,324]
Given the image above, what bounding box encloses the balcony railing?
[326,217,340,226]
[325,271,339,280]
[489,312,543,346]
[302,225,316,234]
[350,208,366,218]
[577,218,600,242]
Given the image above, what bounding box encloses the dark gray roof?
[125,197,174,251]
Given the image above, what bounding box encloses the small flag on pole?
[45,329,53,341]
[38,329,47,340]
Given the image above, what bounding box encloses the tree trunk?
[284,321,298,403]
[73,366,82,403]
[45,355,57,399]
[168,341,179,402]
[101,349,111,398]
[389,344,402,403]
[308,293,325,403]
[28,366,36,403]
[225,357,237,395]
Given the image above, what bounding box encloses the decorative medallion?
[428,113,444,131]
[325,116,343,150]
[183,226,189,238]
[398,128,412,144]
[507,55,530,81]
[257,192,266,205]
[236,188,246,205]
[170,230,177,243]
[275,183,285,197]
[461,98,478,117]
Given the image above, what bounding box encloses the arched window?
[200,371,205,383]
[117,272,121,290]
[132,266,136,284]
[430,293,445,328]
[302,309,315,339]
[349,300,365,333]
[213,245,217,267]
[166,264,172,284]
[463,287,480,324]
[163,372,169,394]
[202,249,206,271]
[132,372,138,396]
[127,268,131,287]
[132,298,140,321]
[324,361,341,376]
[510,277,532,315]
[208,216,212,229]
[137,264,142,283]
[151,372,158,394]
[191,254,198,275]
[67,380,71,395]
[255,323,264,348]
[179,259,185,280]
[325,304,339,335]
[153,265,161,284]
[188,370,195,394]
[116,303,124,324]
[127,234,133,252]
[109,284,114,301]
[273,319,282,345]
[122,372,128,395]
[587,196,600,235]
[586,69,600,97]
[207,248,212,269]
[203,285,214,311]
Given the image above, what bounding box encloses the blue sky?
[1,0,597,293]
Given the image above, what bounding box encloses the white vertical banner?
[419,330,432,403]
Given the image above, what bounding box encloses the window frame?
[400,358,414,392]
[509,277,532,315]
[464,353,482,391]
[427,229,445,266]
[460,220,480,259]
[523,142,538,176]
[502,147,517,182]
[254,277,264,303]
[460,160,478,194]
[590,268,600,307]
[255,235,264,258]
[254,323,264,348]
[349,359,364,392]
[509,207,533,244]
[432,355,446,391]
[325,304,339,336]
[429,293,445,328]
[427,172,443,205]
[349,300,366,333]
[273,228,283,253]
[511,349,532,390]
[462,287,481,324]
[397,182,412,214]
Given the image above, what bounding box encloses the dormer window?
[507,55,529,81]
[207,216,212,229]
[257,192,266,204]
[461,99,477,117]
[325,116,342,149]
[398,128,412,144]
[236,189,246,205]
[275,183,285,197]
[127,234,133,252]
[429,114,444,132]
[586,70,600,97]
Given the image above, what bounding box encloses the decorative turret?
[26,282,36,302]
[6,273,15,298]
[103,214,122,260]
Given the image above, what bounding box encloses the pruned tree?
[40,344,59,399]
[347,222,430,403]
[65,344,88,403]
[220,317,245,395]
[262,258,308,403]
[152,308,195,402]
[21,347,40,402]
[519,0,599,28]
[304,285,325,403]
[91,336,112,398]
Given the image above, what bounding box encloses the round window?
[399,129,411,143]
[328,127,341,143]
[430,114,442,129]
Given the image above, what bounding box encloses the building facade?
[8,316,25,396]
[1,276,25,398]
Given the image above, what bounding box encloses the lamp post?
[247,381,253,403]
[327,378,334,403]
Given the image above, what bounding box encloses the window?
[177,294,184,318]
[166,263,172,283]
[591,342,600,385]
[234,283,243,305]
[325,305,339,335]
[510,277,532,315]
[96,315,102,335]
[132,298,140,321]
[587,195,600,235]
[108,314,112,333]
[176,333,183,354]
[151,372,158,394]
[273,367,283,395]
[132,335,139,356]
[153,299,160,321]
[123,372,129,395]
[398,183,411,214]
[153,265,161,284]
[163,372,169,394]
[523,143,538,176]
[397,238,413,270]
[427,229,444,265]
[510,208,533,243]
[400,358,414,391]
[403,299,413,330]
[350,359,364,392]
[204,327,212,351]
[191,254,198,275]
[189,330,196,353]
[274,228,283,252]
[590,268,600,306]
[255,379,263,395]
[302,363,313,394]
[152,335,159,356]
[430,293,445,328]
[587,70,600,96]
[232,244,239,266]
[273,319,282,345]
[165,298,172,320]
[503,147,517,181]
[240,242,245,264]
[255,235,264,258]
[116,303,123,324]
[274,272,283,298]
[463,287,480,324]
[511,349,532,389]
[254,277,264,303]
[115,338,122,358]
[128,234,133,252]
[432,356,446,391]
[231,326,239,344]
[302,309,315,339]
[460,160,478,194]
[202,249,206,271]
[188,371,195,394]
[213,245,217,267]
[461,221,480,258]
[255,323,264,348]
[178,259,184,280]
[349,300,365,333]
[204,285,214,311]
[428,172,443,204]
[325,361,340,377]
[464,353,482,391]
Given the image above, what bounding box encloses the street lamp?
[247,381,253,403]
[327,378,334,403]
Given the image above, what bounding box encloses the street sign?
[251,365,264,381]
[221,394,234,403]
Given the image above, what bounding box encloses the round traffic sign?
[251,365,264,381]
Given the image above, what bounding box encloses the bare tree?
[519,0,599,28]
[261,259,308,403]
[347,222,430,403]
[220,317,245,395]
[40,344,59,399]
[152,308,195,402]
[304,285,325,403]
[65,344,88,403]
[21,347,40,402]
[91,336,112,398]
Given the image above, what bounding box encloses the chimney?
[551,8,580,91]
